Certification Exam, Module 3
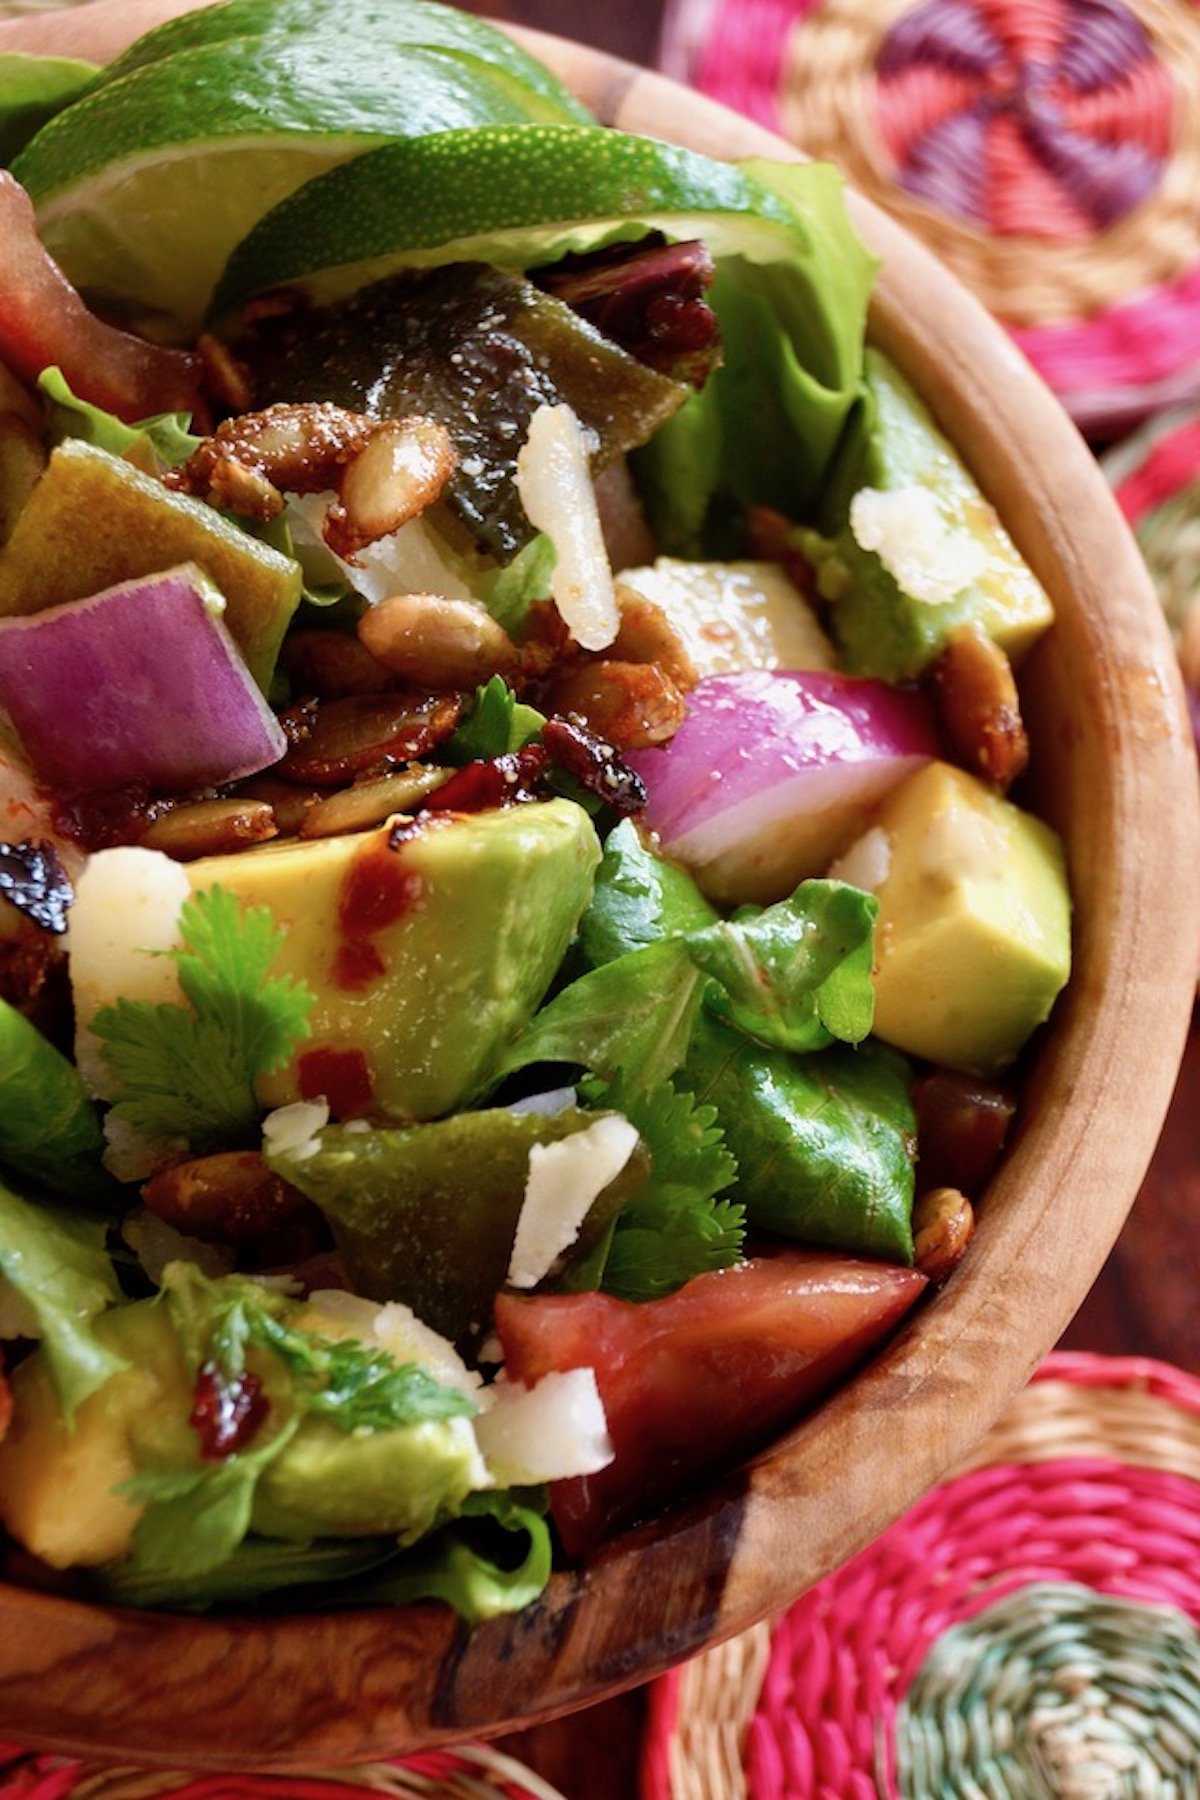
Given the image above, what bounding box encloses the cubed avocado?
[833,761,1070,1073]
[809,350,1054,680]
[186,798,600,1122]
[250,1413,484,1544]
[0,1299,193,1569]
[0,440,301,692]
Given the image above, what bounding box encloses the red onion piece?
[0,172,200,422]
[0,564,286,795]
[627,669,937,904]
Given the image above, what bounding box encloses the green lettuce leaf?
[0,998,113,1201]
[38,366,200,469]
[123,1418,300,1582]
[684,1017,916,1263]
[0,1175,125,1417]
[577,817,717,968]
[688,880,877,1053]
[632,160,876,554]
[94,1489,552,1622]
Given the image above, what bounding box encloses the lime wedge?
[12,40,569,340]
[216,123,821,313]
[102,0,590,124]
[0,53,97,164]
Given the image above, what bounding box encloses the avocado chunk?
[833,760,1071,1073]
[250,1413,482,1544]
[808,350,1053,681]
[186,798,600,1122]
[0,1287,486,1567]
[0,1299,193,1569]
[270,1109,648,1345]
[0,440,301,692]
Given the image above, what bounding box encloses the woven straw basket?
[643,1352,1200,1798]
[662,0,1200,438]
[0,1745,570,1799]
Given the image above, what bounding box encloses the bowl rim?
[0,4,1197,1770]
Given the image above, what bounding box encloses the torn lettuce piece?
[0,1175,125,1417]
[0,998,113,1201]
[92,1489,552,1623]
[38,365,200,470]
[683,1017,917,1263]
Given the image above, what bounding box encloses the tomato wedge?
[494,1248,927,1555]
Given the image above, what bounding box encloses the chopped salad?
[0,0,1070,1619]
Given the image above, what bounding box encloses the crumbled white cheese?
[849,486,986,607]
[506,1086,577,1118]
[474,1368,613,1484]
[262,1099,331,1161]
[507,1114,640,1290]
[66,847,190,1095]
[121,1208,234,1286]
[515,403,618,651]
[829,825,893,894]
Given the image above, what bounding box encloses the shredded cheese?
[849,486,986,607]
[474,1368,613,1484]
[515,402,618,651]
[507,1114,639,1290]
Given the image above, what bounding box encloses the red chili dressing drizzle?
[298,1045,375,1118]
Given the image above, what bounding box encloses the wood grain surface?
[0,2,1197,1784]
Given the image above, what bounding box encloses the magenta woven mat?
[642,1352,1200,1797]
[661,0,1200,437]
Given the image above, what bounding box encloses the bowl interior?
[0,7,1196,1770]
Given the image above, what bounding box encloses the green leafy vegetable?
[0,1175,126,1417]
[91,885,314,1153]
[494,936,706,1094]
[0,998,112,1201]
[481,533,557,635]
[38,365,200,469]
[164,1265,476,1432]
[95,1489,552,1622]
[444,674,546,765]
[124,1418,300,1582]
[578,817,717,968]
[684,1018,917,1262]
[688,880,877,1053]
[583,1078,743,1301]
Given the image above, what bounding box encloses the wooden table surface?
[468,2,1200,1791]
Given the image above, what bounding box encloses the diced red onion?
[0,564,286,794]
[627,669,937,904]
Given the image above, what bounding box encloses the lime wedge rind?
[215,123,816,315]
[100,0,591,123]
[13,42,575,337]
[0,52,98,165]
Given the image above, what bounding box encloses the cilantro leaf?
[444,675,546,766]
[583,1079,744,1301]
[91,886,313,1154]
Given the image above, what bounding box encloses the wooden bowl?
[0,1,1197,1770]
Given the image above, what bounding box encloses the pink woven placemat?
[643,1352,1200,1797]
[662,0,1200,437]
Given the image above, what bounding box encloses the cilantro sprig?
[581,1078,744,1301]
[91,886,314,1154]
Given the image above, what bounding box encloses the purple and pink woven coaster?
[662,0,1200,437]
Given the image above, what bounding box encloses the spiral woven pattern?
[641,1353,1200,1800]
[0,1745,568,1800]
[663,0,1200,432]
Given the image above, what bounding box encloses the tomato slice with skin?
[493,1248,927,1556]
